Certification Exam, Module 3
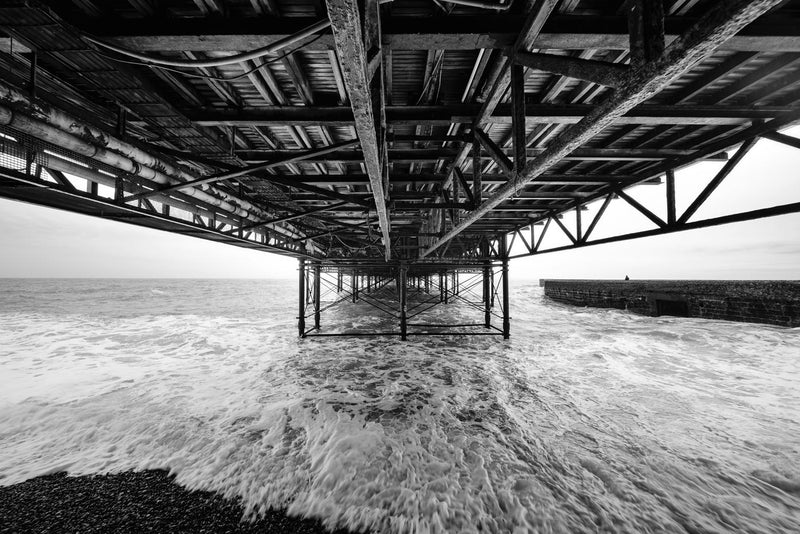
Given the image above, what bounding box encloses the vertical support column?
[117,106,128,138]
[490,267,495,308]
[298,259,306,338]
[483,265,491,328]
[666,169,676,226]
[399,264,408,341]
[575,201,583,242]
[337,271,343,292]
[313,263,321,330]
[511,63,527,172]
[443,270,449,304]
[114,176,124,202]
[628,0,665,68]
[352,270,359,302]
[482,241,491,328]
[28,51,38,100]
[472,131,482,208]
[501,234,510,339]
[439,272,444,302]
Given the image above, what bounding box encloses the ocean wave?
[1,281,799,532]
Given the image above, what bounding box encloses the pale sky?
[0,128,798,280]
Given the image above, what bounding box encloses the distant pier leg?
[484,265,491,329]
[313,263,321,330]
[482,241,491,328]
[400,264,408,340]
[298,259,306,338]
[501,234,510,339]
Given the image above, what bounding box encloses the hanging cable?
[94,33,325,83]
[435,0,510,10]
[84,19,330,68]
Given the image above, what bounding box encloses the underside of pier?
[1,0,799,338]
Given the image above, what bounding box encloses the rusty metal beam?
[125,139,359,202]
[420,0,784,258]
[191,104,793,127]
[512,51,630,87]
[91,15,800,52]
[325,0,392,260]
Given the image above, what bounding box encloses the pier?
[1,0,799,338]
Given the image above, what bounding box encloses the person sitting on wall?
[625,275,630,281]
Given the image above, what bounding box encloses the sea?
[0,278,799,533]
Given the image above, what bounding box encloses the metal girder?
[0,165,320,259]
[325,0,392,260]
[510,202,800,259]
[190,104,795,127]
[125,139,359,202]
[507,131,800,258]
[93,15,800,52]
[421,0,785,258]
[236,147,727,163]
[511,51,630,87]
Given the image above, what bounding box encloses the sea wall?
[540,280,800,327]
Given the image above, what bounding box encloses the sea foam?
[1,279,799,533]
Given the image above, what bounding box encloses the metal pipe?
[85,19,331,68]
[0,104,251,217]
[0,103,309,241]
[3,138,244,227]
[0,80,275,223]
[437,0,510,10]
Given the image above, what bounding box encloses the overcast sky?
[0,128,798,280]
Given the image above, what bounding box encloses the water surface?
[1,279,798,533]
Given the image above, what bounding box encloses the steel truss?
[0,126,321,259]
[506,125,800,259]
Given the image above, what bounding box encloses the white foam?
[1,281,799,532]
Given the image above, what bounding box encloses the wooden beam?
[421,0,784,258]
[513,51,630,87]
[706,53,800,104]
[325,0,392,260]
[668,51,756,103]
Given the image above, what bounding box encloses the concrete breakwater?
[541,280,800,327]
